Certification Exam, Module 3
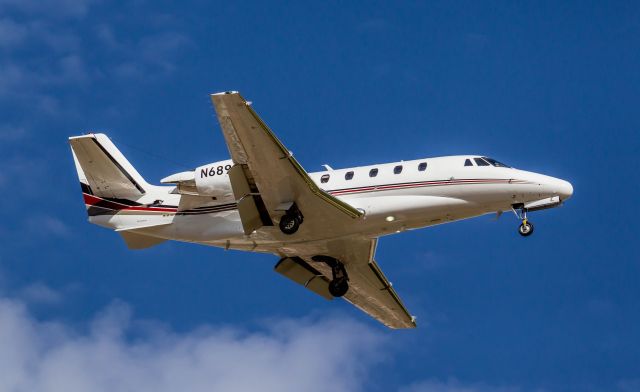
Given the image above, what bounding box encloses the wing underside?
[209,91,415,329]
[276,238,416,329]
[209,92,362,236]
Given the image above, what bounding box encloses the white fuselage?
[87,155,573,253]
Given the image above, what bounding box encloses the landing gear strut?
[312,255,349,297]
[279,203,304,235]
[512,204,534,237]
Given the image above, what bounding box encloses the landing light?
[385,216,395,222]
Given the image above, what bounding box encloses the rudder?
[69,133,150,198]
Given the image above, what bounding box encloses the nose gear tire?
[518,221,534,237]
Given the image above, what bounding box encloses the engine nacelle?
[194,160,234,199]
[161,159,235,200]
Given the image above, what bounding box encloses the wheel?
[328,278,349,297]
[518,221,534,237]
[279,214,300,235]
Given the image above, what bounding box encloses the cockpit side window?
[464,159,473,166]
[474,157,491,166]
[320,174,330,183]
[483,157,511,168]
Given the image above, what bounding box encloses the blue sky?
[1,1,639,391]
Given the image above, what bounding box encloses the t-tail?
[69,133,171,249]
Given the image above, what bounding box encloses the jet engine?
[161,159,235,201]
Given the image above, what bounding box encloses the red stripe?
[328,179,527,196]
[82,178,528,213]
[83,193,178,212]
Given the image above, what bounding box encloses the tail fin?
[69,133,150,198]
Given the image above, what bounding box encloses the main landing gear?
[512,204,534,237]
[279,203,304,235]
[312,255,349,297]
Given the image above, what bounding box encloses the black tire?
[279,214,300,235]
[518,221,534,237]
[328,279,349,297]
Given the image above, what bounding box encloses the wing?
[210,92,362,235]
[275,237,417,329]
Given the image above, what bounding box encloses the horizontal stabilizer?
[115,222,172,232]
[119,231,167,250]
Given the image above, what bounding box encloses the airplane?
[69,91,573,329]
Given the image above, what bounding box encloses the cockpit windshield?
[482,157,511,168]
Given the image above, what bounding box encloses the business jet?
[69,91,573,329]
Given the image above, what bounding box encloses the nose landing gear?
[518,219,534,236]
[512,204,534,237]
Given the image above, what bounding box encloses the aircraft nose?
[555,178,573,200]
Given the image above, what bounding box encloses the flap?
[275,257,333,300]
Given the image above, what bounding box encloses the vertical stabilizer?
[69,133,150,198]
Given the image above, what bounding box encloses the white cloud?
[57,54,89,84]
[618,379,640,392]
[19,283,63,305]
[0,124,27,142]
[110,31,193,78]
[0,297,386,392]
[401,379,522,392]
[356,18,390,33]
[0,62,25,96]
[21,215,72,239]
[0,18,27,47]
[0,0,95,19]
[0,156,41,191]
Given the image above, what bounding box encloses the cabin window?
[418,162,427,171]
[345,171,354,180]
[483,157,511,168]
[394,165,403,174]
[464,159,473,166]
[474,157,490,166]
[320,174,330,183]
[369,168,378,177]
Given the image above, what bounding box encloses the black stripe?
[327,178,519,193]
[87,205,238,217]
[87,205,118,216]
[102,197,143,207]
[80,182,93,195]
[190,203,237,210]
[92,138,146,194]
[178,208,237,215]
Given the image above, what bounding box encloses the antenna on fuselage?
[322,164,333,171]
